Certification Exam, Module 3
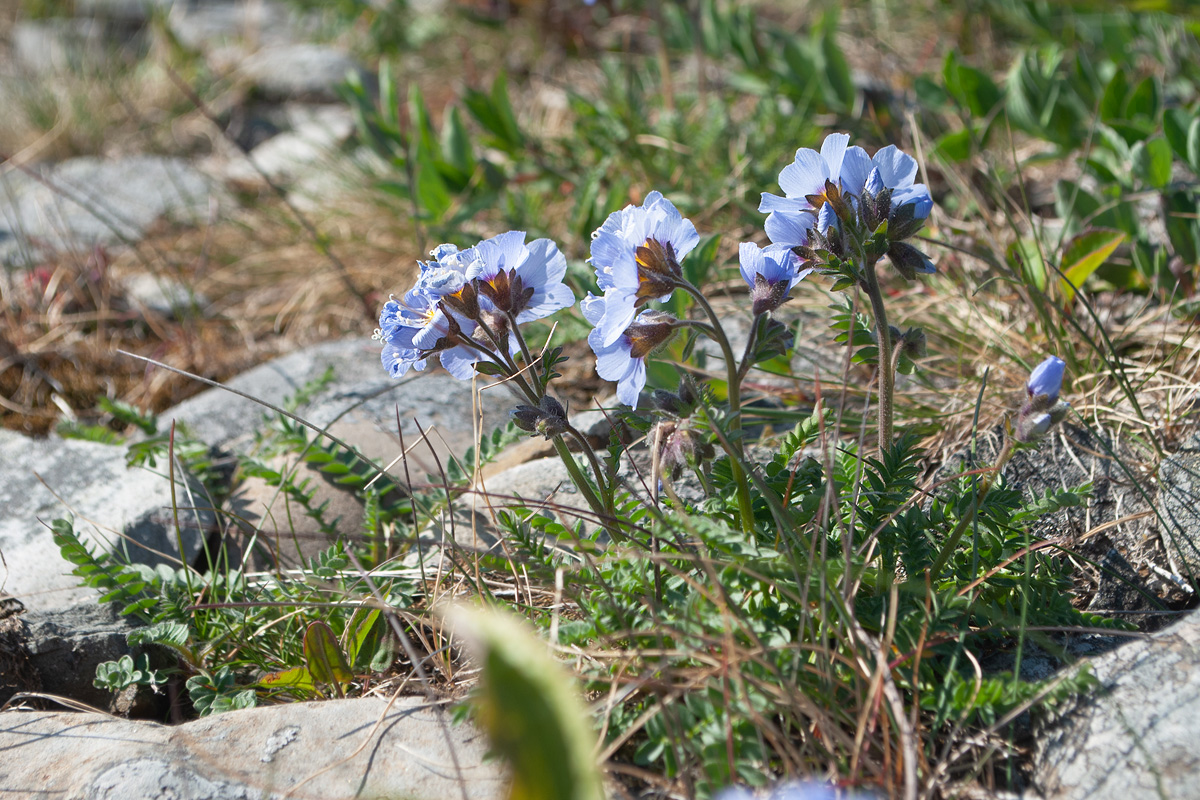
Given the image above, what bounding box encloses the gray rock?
[121,272,209,317]
[162,338,508,476]
[237,44,365,102]
[10,18,118,75]
[1158,433,1200,578]
[167,0,300,52]
[0,697,506,799]
[0,156,213,266]
[221,104,355,186]
[19,603,159,712]
[1034,608,1200,800]
[0,429,211,611]
[76,0,172,25]
[228,455,369,568]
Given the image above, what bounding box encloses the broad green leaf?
[440,106,475,179]
[260,665,316,690]
[446,605,605,800]
[414,147,452,222]
[943,51,1002,117]
[819,22,855,111]
[1007,237,1048,291]
[1098,68,1127,121]
[1188,116,1200,173]
[1131,138,1172,189]
[932,128,975,162]
[490,71,525,151]
[1124,76,1159,121]
[1163,107,1194,167]
[303,620,354,689]
[1059,228,1125,304]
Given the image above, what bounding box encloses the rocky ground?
[0,1,1199,799]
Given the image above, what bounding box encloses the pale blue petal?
[819,133,850,178]
[522,237,567,287]
[838,146,873,197]
[580,292,606,327]
[439,346,479,380]
[778,148,828,199]
[616,358,646,408]
[764,211,813,249]
[864,166,885,196]
[738,241,764,287]
[872,144,918,188]
[600,288,639,347]
[759,192,808,214]
[518,282,576,324]
[594,339,633,381]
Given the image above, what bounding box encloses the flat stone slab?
[236,44,366,102]
[0,430,210,612]
[1034,608,1200,799]
[0,697,507,799]
[162,338,508,478]
[0,155,213,266]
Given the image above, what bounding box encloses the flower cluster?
[376,233,574,380]
[760,133,935,280]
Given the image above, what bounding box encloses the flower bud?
[510,404,542,433]
[652,389,684,416]
[900,326,927,360]
[1027,356,1066,404]
[886,242,936,280]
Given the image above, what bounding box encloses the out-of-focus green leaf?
[1163,107,1194,167]
[447,605,605,800]
[1059,228,1125,304]
[1007,237,1048,292]
[1098,68,1127,121]
[1131,137,1172,189]
[933,128,975,162]
[943,51,1002,117]
[1124,76,1159,121]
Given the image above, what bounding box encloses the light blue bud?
[817,203,839,235]
[1027,356,1066,402]
[865,166,886,196]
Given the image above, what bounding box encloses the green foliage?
[450,605,606,800]
[94,654,167,694]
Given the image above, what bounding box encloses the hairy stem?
[861,259,895,453]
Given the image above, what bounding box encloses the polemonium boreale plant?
[376,233,618,528]
[762,132,936,450]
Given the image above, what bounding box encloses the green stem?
[861,258,895,453]
[678,279,755,534]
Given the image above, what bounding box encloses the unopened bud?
[652,390,684,416]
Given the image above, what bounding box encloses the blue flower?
[1027,356,1066,402]
[466,231,576,324]
[582,293,677,408]
[589,191,699,347]
[760,133,872,247]
[739,242,811,316]
[866,145,932,221]
[377,285,481,382]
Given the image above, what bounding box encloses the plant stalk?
[862,259,895,453]
[678,278,755,533]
